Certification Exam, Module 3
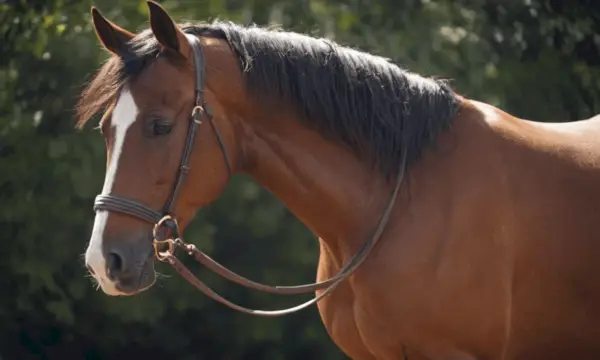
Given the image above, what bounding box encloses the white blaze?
[85,89,139,295]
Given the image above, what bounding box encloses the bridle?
[92,33,408,316]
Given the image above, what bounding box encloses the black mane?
[78,20,460,179]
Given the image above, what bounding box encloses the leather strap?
[94,194,162,223]
[161,149,405,316]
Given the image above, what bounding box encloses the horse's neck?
[240,113,391,262]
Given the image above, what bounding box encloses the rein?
[93,33,407,316]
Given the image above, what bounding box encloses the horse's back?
[474,103,600,359]
[535,111,600,137]
[440,100,600,359]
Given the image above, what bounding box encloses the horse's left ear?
[91,6,135,56]
[147,1,191,57]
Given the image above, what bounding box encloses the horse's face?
[83,3,236,295]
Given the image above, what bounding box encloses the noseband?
[92,33,407,316]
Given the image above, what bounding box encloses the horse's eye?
[152,120,172,136]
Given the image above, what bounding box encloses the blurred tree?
[1,0,598,359]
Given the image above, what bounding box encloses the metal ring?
[153,238,175,262]
[152,214,179,240]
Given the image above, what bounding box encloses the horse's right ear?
[91,6,135,56]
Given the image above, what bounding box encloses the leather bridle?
[92,33,407,316]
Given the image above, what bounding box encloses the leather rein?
[93,33,407,316]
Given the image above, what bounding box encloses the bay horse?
[79,2,600,359]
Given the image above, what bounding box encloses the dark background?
[1,0,599,358]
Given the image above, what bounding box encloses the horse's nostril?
[106,251,124,279]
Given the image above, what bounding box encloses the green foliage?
[1,0,599,358]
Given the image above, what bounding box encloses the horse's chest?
[314,242,483,360]
[315,247,403,359]
[316,279,415,360]
[316,286,373,359]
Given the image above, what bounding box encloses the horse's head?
[80,2,242,295]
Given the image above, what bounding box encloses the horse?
[78,2,600,359]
